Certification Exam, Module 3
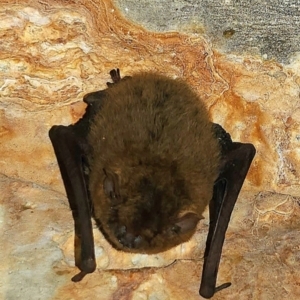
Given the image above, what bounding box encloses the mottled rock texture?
[115,0,300,64]
[1,0,300,299]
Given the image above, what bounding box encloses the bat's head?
[91,165,203,254]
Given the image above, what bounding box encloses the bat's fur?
[88,73,221,253]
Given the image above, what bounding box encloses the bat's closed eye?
[171,224,181,234]
[103,176,114,196]
[109,191,116,199]
[103,169,122,205]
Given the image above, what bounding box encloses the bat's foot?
[109,68,121,83]
[107,69,132,87]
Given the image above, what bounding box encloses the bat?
[49,69,255,298]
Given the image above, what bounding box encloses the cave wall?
[1,0,300,299]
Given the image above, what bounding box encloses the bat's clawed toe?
[109,68,121,83]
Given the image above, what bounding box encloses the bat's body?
[88,73,220,253]
[49,69,255,298]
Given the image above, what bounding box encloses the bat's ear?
[174,212,202,234]
[103,169,122,205]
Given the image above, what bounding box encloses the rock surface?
[1,0,300,299]
[115,0,300,64]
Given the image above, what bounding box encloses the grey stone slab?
[114,0,300,63]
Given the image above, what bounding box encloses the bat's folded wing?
[200,142,256,298]
[49,125,96,281]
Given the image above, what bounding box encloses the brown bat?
[49,69,255,298]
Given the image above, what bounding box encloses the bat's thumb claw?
[215,282,231,293]
[199,282,231,298]
[71,271,88,282]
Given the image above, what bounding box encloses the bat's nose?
[117,226,145,249]
[119,231,135,248]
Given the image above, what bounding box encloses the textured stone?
[1,0,300,299]
[115,0,300,64]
